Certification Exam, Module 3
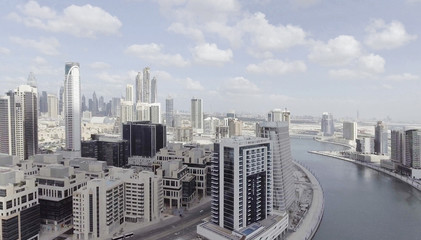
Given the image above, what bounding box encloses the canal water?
[291,138,421,240]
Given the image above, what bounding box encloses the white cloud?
[8,1,122,38]
[365,19,417,50]
[29,57,60,76]
[328,69,373,80]
[89,62,111,70]
[126,43,189,67]
[221,77,261,96]
[10,36,60,55]
[239,12,307,52]
[246,59,306,75]
[358,54,385,73]
[385,73,419,81]
[168,22,204,42]
[308,35,361,66]
[0,47,10,54]
[193,43,233,64]
[184,77,204,90]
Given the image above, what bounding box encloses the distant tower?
[142,67,150,103]
[135,72,142,103]
[92,91,98,116]
[151,77,157,103]
[321,112,334,136]
[81,95,87,112]
[191,98,203,133]
[40,91,48,114]
[64,62,81,152]
[47,94,58,119]
[126,84,134,103]
[59,86,64,115]
[166,97,174,127]
[343,121,357,141]
[374,121,388,155]
[27,72,37,88]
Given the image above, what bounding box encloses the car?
[199,210,204,213]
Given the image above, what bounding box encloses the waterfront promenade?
[309,151,421,191]
[288,162,324,240]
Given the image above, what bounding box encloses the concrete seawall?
[288,162,324,240]
[309,151,421,191]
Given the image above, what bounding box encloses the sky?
[0,0,421,122]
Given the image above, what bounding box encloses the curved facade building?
[64,62,81,152]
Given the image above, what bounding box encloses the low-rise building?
[36,165,88,231]
[0,167,40,240]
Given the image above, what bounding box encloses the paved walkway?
[288,162,324,240]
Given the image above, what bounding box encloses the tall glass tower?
[142,67,150,103]
[64,62,81,152]
[191,98,203,133]
[151,77,157,103]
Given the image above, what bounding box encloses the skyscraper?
[374,121,388,155]
[191,98,203,133]
[321,112,334,136]
[256,121,295,212]
[39,91,48,113]
[166,97,174,127]
[151,77,157,103]
[122,121,166,157]
[391,130,405,165]
[142,67,150,103]
[149,103,161,124]
[211,137,273,230]
[135,72,142,103]
[47,94,58,119]
[126,84,134,103]
[59,86,64,115]
[64,62,81,152]
[81,94,87,112]
[0,95,11,155]
[343,121,357,141]
[405,129,421,168]
[92,91,98,116]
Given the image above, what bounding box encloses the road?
[131,201,211,240]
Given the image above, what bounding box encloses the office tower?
[191,98,203,133]
[120,101,134,123]
[98,96,104,112]
[405,129,421,168]
[150,103,161,124]
[92,91,98,116]
[82,134,130,167]
[135,72,142,103]
[81,94,87,112]
[151,77,157,103]
[142,67,150,103]
[47,94,58,119]
[126,84,134,103]
[64,62,81,152]
[166,97,174,127]
[343,121,357,141]
[204,117,220,135]
[7,85,38,161]
[228,118,242,137]
[122,121,166,157]
[0,96,11,155]
[321,112,334,136]
[268,109,282,122]
[391,130,405,165]
[356,137,375,154]
[73,179,125,240]
[39,91,48,113]
[27,72,37,88]
[211,137,273,230]
[37,165,87,231]
[282,109,291,124]
[111,97,121,117]
[257,121,295,212]
[173,127,193,142]
[0,167,40,240]
[59,86,64,116]
[374,121,388,155]
[135,102,150,122]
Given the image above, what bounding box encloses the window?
[6,200,12,209]
[29,193,34,201]
[21,195,27,204]
[0,189,6,197]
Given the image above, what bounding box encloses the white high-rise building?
[120,101,134,123]
[343,121,357,141]
[321,112,334,136]
[64,62,81,152]
[47,94,58,119]
[151,77,157,103]
[204,117,220,135]
[135,72,142,103]
[142,67,150,103]
[0,95,12,155]
[256,121,295,212]
[191,98,203,133]
[135,102,150,121]
[126,84,134,103]
[150,103,161,124]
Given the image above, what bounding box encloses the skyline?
[1,1,421,121]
